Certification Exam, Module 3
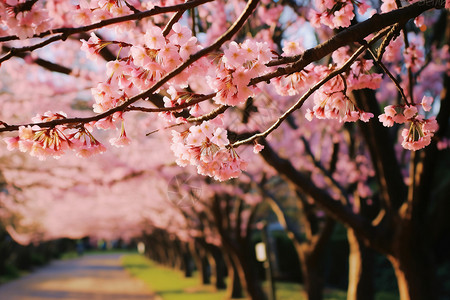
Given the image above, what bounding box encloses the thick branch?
[418,13,450,231]
[301,136,349,204]
[259,140,375,245]
[232,29,387,147]
[251,0,440,85]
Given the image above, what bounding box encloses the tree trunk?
[347,228,374,300]
[388,248,437,300]
[209,245,227,290]
[226,254,245,299]
[297,245,324,300]
[232,249,266,300]
[212,248,227,290]
[182,245,194,278]
[200,255,211,284]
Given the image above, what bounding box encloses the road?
[0,253,155,300]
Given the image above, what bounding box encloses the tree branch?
[232,29,387,147]
[251,0,440,86]
[259,140,376,246]
[0,0,260,133]
[0,0,215,43]
[1,46,72,75]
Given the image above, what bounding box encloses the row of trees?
[1,0,450,299]
[0,226,77,280]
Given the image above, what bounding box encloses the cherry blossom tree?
[1,0,450,300]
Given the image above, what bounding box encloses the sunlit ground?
[122,254,399,300]
[0,249,401,300]
[0,252,153,300]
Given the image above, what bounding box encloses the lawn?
[121,254,399,300]
[122,254,228,300]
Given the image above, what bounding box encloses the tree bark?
[383,214,438,300]
[296,245,324,300]
[182,244,194,278]
[236,252,267,300]
[225,253,245,299]
[209,245,227,290]
[200,255,211,284]
[388,251,437,300]
[347,228,374,300]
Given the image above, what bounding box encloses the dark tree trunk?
[200,255,211,284]
[234,251,266,300]
[182,245,194,278]
[347,228,374,300]
[210,246,227,290]
[388,234,437,300]
[297,244,324,300]
[226,253,245,299]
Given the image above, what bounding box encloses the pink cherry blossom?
[223,41,246,69]
[145,26,166,50]
[421,96,433,112]
[168,23,192,46]
[403,105,418,119]
[253,143,264,153]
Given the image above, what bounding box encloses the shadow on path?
[0,253,155,300]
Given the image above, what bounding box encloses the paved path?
[0,253,155,300]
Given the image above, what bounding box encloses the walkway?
[0,253,155,300]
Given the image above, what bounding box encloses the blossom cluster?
[437,138,450,150]
[211,40,272,106]
[3,111,107,160]
[83,22,204,114]
[72,0,134,26]
[304,48,381,123]
[378,96,438,151]
[0,0,51,39]
[273,41,319,96]
[171,121,247,181]
[81,29,274,181]
[309,0,373,29]
[162,40,272,180]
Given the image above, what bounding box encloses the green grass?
[60,249,137,260]
[122,254,228,300]
[122,254,398,300]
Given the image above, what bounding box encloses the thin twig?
[162,10,187,37]
[394,0,415,104]
[145,123,184,136]
[191,8,197,36]
[0,34,64,64]
[366,47,410,105]
[126,93,216,112]
[123,0,141,13]
[187,105,229,122]
[1,46,72,75]
[377,23,403,61]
